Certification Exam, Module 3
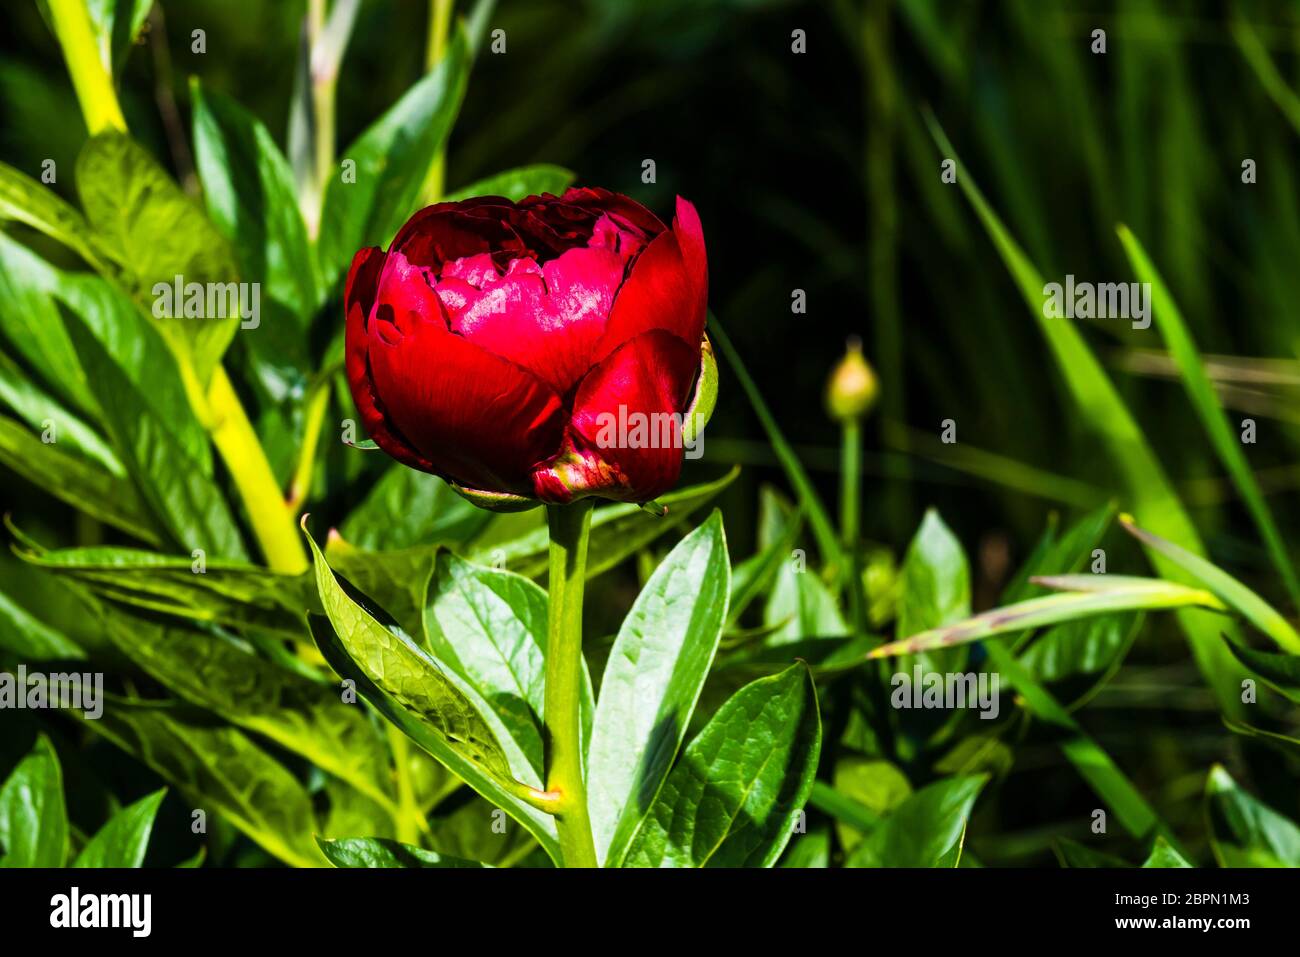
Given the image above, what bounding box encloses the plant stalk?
[419,0,454,203]
[207,367,309,574]
[544,500,598,868]
[841,419,867,637]
[47,0,127,133]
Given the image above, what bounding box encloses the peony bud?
[345,189,710,507]
[825,336,878,422]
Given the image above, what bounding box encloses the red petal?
[532,329,698,502]
[590,200,707,365]
[365,284,566,494]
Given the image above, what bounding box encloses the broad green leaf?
[711,318,843,573]
[829,757,911,851]
[74,788,165,868]
[0,734,67,867]
[0,160,111,273]
[1142,835,1193,868]
[1019,613,1140,684]
[470,467,738,579]
[780,827,830,868]
[867,577,1223,660]
[326,537,438,642]
[588,511,731,866]
[1205,765,1300,867]
[0,415,161,544]
[304,529,560,862]
[896,509,971,675]
[1001,504,1115,605]
[317,836,487,868]
[763,557,848,644]
[1118,226,1300,607]
[926,112,1249,717]
[620,664,821,868]
[443,164,576,202]
[730,504,802,625]
[64,313,248,558]
[14,539,312,637]
[91,601,393,811]
[79,696,321,867]
[76,131,242,384]
[341,466,490,551]
[422,793,541,867]
[192,81,320,321]
[1121,515,1300,654]
[423,552,550,776]
[845,775,987,867]
[0,350,120,472]
[317,30,468,290]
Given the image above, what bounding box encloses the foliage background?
[2,0,1300,868]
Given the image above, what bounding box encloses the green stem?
[841,419,866,637]
[208,367,309,574]
[419,0,454,203]
[544,500,598,868]
[287,378,331,511]
[47,0,126,133]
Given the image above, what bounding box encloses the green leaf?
[76,131,242,384]
[443,164,576,202]
[14,539,313,637]
[318,837,487,868]
[588,511,731,866]
[0,583,85,660]
[64,313,248,558]
[1019,613,1141,684]
[729,506,802,625]
[763,558,848,644]
[780,827,830,868]
[340,466,491,551]
[326,538,438,642]
[0,734,67,867]
[78,696,321,867]
[0,415,161,544]
[1117,226,1300,607]
[620,664,821,868]
[191,81,320,321]
[1054,838,1130,869]
[925,111,1249,718]
[867,576,1223,660]
[304,529,561,862]
[317,29,468,290]
[1205,765,1300,867]
[896,509,971,674]
[423,552,550,777]
[470,467,738,580]
[1120,515,1300,654]
[844,774,987,868]
[828,757,912,851]
[91,601,394,812]
[1002,504,1115,605]
[0,160,111,273]
[74,788,166,868]
[1141,835,1194,868]
[0,350,120,473]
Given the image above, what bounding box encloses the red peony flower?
[345,188,712,506]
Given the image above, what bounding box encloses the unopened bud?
[826,336,878,422]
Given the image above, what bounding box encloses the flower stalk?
[47,0,126,133]
[544,500,598,868]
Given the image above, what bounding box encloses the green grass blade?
[1117,225,1300,607]
[866,578,1225,660]
[710,315,844,573]
[1120,514,1300,654]
[924,109,1248,716]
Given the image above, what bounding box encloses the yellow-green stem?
[47,0,126,133]
[208,367,309,574]
[419,0,453,203]
[544,500,598,868]
[287,378,331,511]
